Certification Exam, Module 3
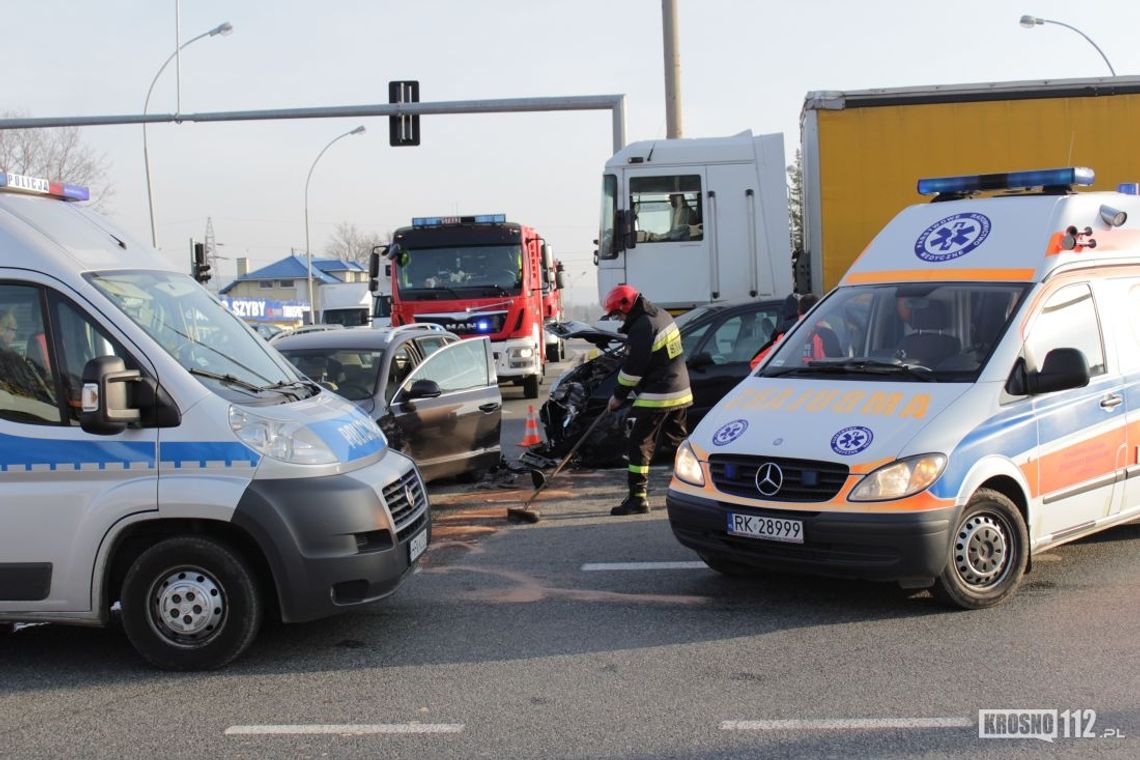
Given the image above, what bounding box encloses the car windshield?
[89,271,307,399]
[760,282,1029,381]
[276,348,382,402]
[397,244,522,295]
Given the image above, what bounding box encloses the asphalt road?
[2,346,1138,759]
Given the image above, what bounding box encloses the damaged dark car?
[528,298,789,469]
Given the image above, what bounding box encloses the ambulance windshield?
[761,283,1028,381]
[90,271,311,400]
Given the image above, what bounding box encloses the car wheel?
[120,536,263,671]
[932,489,1028,610]
[523,374,540,399]
[699,552,763,578]
[546,343,560,363]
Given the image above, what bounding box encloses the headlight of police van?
[849,454,946,501]
[228,406,339,465]
[673,440,705,487]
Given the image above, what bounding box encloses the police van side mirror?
[80,356,142,435]
[1026,347,1090,395]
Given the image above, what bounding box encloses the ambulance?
[667,167,1140,608]
[0,173,430,669]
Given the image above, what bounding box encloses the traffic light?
[389,80,420,146]
[192,242,212,284]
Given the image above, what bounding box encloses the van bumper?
[666,490,956,586]
[232,455,430,623]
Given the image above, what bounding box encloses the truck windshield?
[89,271,305,398]
[760,282,1029,381]
[397,245,522,296]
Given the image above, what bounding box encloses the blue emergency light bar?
[917,167,1095,196]
[1118,183,1139,196]
[411,213,506,228]
[0,171,90,202]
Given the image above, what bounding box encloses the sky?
[5,0,1140,306]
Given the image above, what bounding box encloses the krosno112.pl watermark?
[979,709,1124,742]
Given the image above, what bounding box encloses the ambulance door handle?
[1100,394,1123,411]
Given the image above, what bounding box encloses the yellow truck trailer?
[799,75,1140,294]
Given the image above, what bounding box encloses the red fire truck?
[380,214,550,398]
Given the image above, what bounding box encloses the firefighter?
[604,284,692,515]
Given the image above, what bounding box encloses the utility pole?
[662,0,683,138]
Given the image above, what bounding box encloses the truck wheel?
[932,489,1028,610]
[700,552,763,578]
[523,374,540,399]
[546,343,560,363]
[120,536,263,671]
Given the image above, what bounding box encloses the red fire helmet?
[603,284,639,316]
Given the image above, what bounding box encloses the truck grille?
[382,468,428,533]
[708,454,849,503]
[415,311,507,336]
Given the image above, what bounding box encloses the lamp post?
[143,21,234,249]
[304,126,366,323]
[1019,15,1116,76]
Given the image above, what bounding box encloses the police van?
[667,167,1140,608]
[0,173,429,669]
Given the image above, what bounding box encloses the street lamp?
[304,126,367,323]
[143,21,234,249]
[1019,15,1116,76]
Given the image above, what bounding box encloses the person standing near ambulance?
[603,284,692,515]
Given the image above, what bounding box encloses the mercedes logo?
[754,462,784,497]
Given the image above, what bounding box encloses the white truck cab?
[0,173,430,669]
[669,167,1140,608]
[596,130,792,312]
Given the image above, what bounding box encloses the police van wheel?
[523,374,540,399]
[699,552,763,578]
[933,489,1028,610]
[120,536,263,671]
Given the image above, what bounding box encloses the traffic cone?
[517,405,543,447]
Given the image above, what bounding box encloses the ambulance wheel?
[120,536,263,671]
[932,489,1028,610]
[699,552,763,578]
[523,374,540,399]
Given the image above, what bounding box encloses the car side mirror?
[80,356,142,435]
[688,352,713,371]
[405,378,443,399]
[1026,347,1090,395]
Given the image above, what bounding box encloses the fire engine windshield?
[397,245,523,297]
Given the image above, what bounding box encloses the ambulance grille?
[708,454,848,502]
[382,469,428,532]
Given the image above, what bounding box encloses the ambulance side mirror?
[80,356,142,435]
[1023,348,1090,395]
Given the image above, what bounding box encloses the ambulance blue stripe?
[932,376,1123,500]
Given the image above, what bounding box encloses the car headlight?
[674,439,705,487]
[849,454,946,501]
[229,406,339,465]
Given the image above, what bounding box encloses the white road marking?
[225,724,464,736]
[720,718,973,731]
[581,561,708,571]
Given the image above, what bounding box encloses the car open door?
[387,337,501,481]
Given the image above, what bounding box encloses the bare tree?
[0,112,113,209]
[323,221,383,264]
